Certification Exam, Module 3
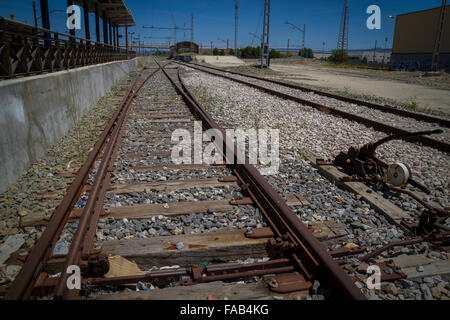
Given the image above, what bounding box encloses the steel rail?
[83,259,292,288]
[174,61,449,153]
[6,68,150,300]
[156,60,366,300]
[180,61,450,128]
[53,67,161,300]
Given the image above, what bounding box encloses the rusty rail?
[181,61,450,128]
[157,60,366,300]
[5,67,157,300]
[53,67,161,300]
[8,59,364,300]
[174,61,449,153]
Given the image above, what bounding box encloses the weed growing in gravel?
[405,96,418,111]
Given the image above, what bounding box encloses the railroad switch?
[333,129,442,192]
[332,129,449,239]
[80,253,110,278]
[266,237,295,259]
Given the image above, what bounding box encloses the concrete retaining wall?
[0,59,137,193]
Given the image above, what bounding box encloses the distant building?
[390,5,450,72]
[169,41,199,62]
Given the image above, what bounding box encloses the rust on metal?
[328,247,366,258]
[376,261,407,282]
[177,61,450,128]
[245,227,275,239]
[333,130,449,239]
[218,176,238,183]
[174,61,449,153]
[268,273,312,293]
[230,198,255,205]
[161,61,366,300]
[6,67,162,300]
[6,68,149,300]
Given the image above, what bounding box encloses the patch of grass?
[405,96,418,111]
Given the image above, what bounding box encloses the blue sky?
[0,0,444,50]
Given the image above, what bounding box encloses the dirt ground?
[268,62,450,117]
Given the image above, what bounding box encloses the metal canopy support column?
[111,23,116,47]
[260,0,270,68]
[116,25,119,48]
[102,11,108,43]
[95,3,100,42]
[125,25,128,51]
[109,19,112,45]
[117,26,120,47]
[116,26,120,47]
[82,0,90,40]
[67,0,75,38]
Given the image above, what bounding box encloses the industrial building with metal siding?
[169,41,199,62]
[390,5,449,71]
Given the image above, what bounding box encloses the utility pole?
[143,14,194,48]
[174,24,177,44]
[373,40,377,63]
[382,37,388,67]
[191,14,194,43]
[337,0,350,60]
[32,1,38,27]
[191,14,194,52]
[302,24,305,51]
[235,0,239,56]
[432,0,447,71]
[285,21,305,56]
[323,41,326,54]
[125,25,128,51]
[287,39,290,54]
[260,0,271,68]
[218,38,229,52]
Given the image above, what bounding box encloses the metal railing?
[0,18,136,79]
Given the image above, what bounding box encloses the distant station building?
[169,41,199,62]
[390,5,450,72]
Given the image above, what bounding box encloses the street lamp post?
[285,21,306,56]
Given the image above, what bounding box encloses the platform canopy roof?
[74,0,135,27]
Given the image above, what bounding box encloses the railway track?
[174,60,450,236]
[172,61,450,153]
[4,60,369,300]
[171,60,450,299]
